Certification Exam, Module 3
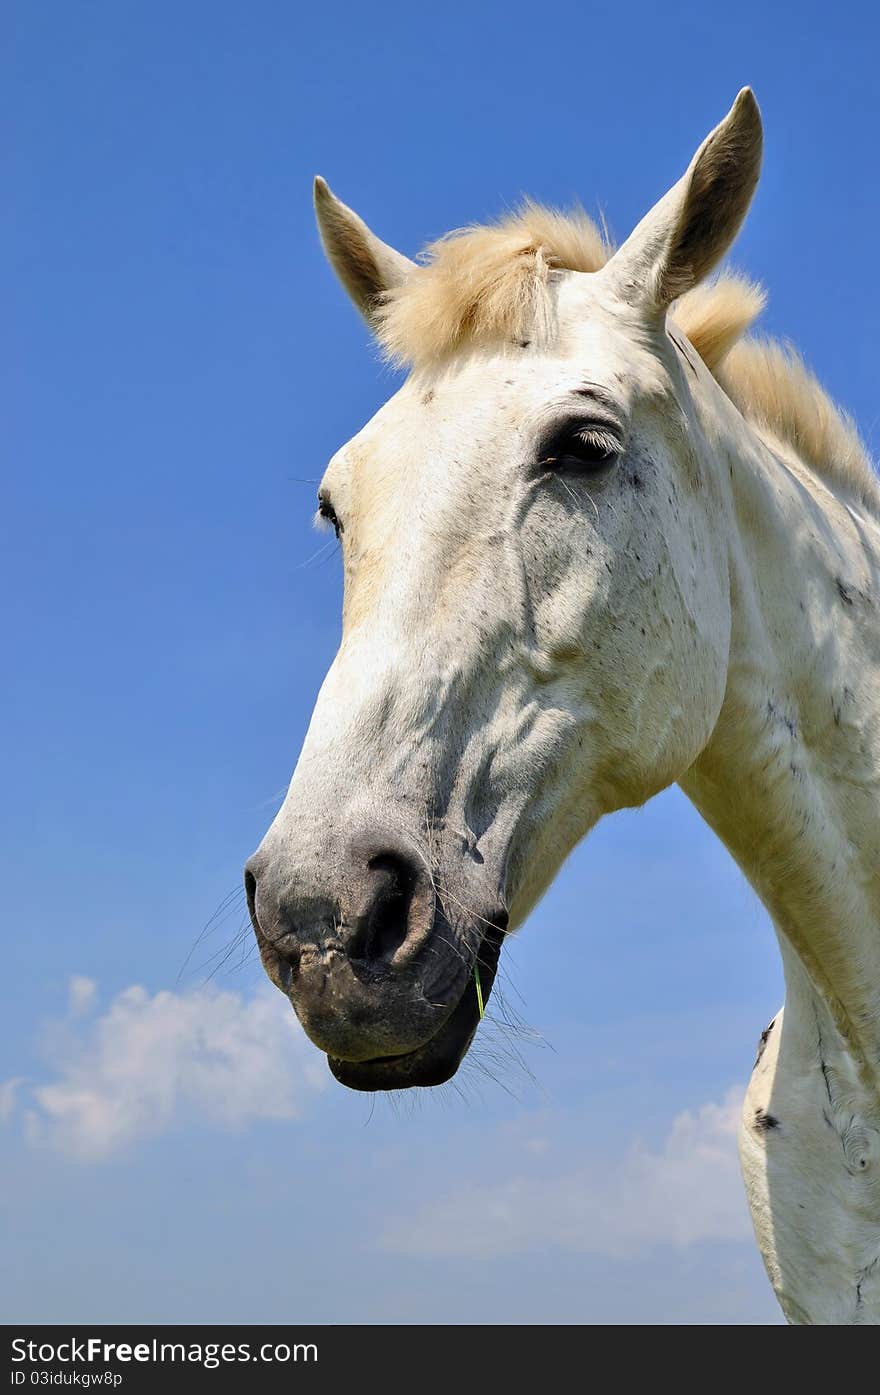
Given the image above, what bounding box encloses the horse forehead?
[328,304,646,502]
[348,351,629,463]
[327,379,518,502]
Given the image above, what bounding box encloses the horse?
[244,90,880,1324]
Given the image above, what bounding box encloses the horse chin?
[327,924,504,1092]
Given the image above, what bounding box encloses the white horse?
[245,90,880,1324]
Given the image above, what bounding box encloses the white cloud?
[0,1078,23,1123]
[382,1086,750,1259]
[7,981,325,1160]
[68,975,97,1017]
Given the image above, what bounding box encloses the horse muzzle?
[244,824,507,1090]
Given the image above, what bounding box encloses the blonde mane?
[376,204,878,514]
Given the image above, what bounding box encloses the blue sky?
[4,0,878,1324]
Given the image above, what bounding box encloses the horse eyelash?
[539,429,621,469]
[315,494,343,537]
[567,427,620,454]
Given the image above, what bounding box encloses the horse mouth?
[327,924,504,1092]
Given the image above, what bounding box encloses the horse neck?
[679,399,880,1092]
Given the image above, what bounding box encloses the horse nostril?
[244,836,434,974]
[244,865,259,930]
[347,847,428,967]
[368,852,415,960]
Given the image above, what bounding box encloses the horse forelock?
[375,203,879,515]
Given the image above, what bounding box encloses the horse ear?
[604,88,762,310]
[314,177,415,323]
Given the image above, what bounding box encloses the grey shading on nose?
[244,829,436,974]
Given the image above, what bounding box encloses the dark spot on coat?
[766,699,798,739]
[753,1018,775,1069]
[754,1108,780,1132]
[836,577,854,605]
[422,389,435,405]
[818,1030,835,1108]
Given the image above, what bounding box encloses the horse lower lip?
[327,922,506,1091]
[359,1049,418,1066]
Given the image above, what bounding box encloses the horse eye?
[316,494,342,538]
[544,428,620,473]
